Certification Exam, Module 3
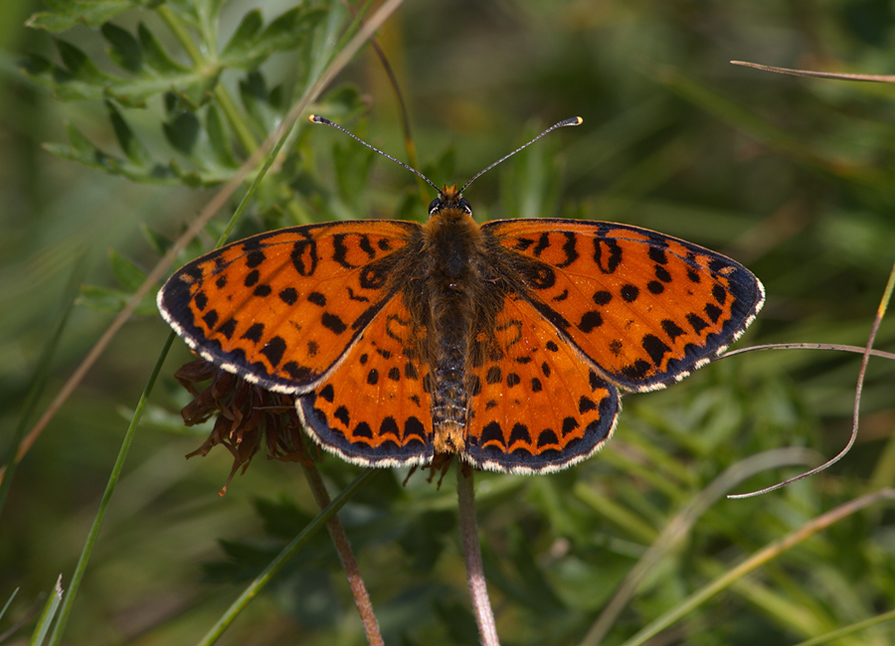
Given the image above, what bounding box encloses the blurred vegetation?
[2,0,895,644]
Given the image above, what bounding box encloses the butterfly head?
[428,185,472,218]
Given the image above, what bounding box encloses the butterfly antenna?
[309,115,441,194]
[459,116,583,193]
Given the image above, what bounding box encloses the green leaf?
[201,0,226,24]
[163,108,201,157]
[48,131,230,187]
[258,7,328,53]
[238,70,278,135]
[23,48,186,108]
[50,123,121,173]
[106,101,153,166]
[56,40,111,86]
[220,7,328,69]
[162,95,245,176]
[137,23,189,76]
[166,0,223,31]
[101,22,143,74]
[78,284,158,316]
[221,10,264,59]
[62,122,97,156]
[108,250,147,292]
[26,0,142,31]
[47,124,179,185]
[138,223,172,257]
[205,104,239,168]
[168,158,204,187]
[20,53,99,102]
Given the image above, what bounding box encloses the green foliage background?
[2,0,895,644]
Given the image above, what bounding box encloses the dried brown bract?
[174,359,312,495]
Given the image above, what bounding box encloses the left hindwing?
[483,219,765,392]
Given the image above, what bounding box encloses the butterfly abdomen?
[418,205,498,455]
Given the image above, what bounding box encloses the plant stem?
[457,463,500,646]
[303,462,384,646]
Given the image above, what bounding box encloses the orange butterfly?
[158,116,764,474]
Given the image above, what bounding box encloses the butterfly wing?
[158,220,419,393]
[297,292,434,468]
[464,292,619,474]
[483,219,764,392]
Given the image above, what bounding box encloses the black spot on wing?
[202,309,218,330]
[577,311,603,333]
[620,284,639,302]
[242,322,264,343]
[279,287,298,305]
[642,334,671,366]
[246,249,266,268]
[218,318,237,340]
[321,312,348,334]
[261,336,287,367]
[509,423,531,445]
[244,270,260,287]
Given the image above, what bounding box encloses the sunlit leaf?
[101,22,143,73]
[220,7,328,69]
[26,0,143,31]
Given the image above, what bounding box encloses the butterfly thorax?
[412,188,504,456]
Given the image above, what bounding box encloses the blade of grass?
[792,607,895,646]
[29,576,62,646]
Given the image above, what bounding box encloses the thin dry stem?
[731,60,895,83]
[302,461,383,646]
[728,259,895,498]
[457,463,500,646]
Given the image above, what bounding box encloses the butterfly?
[158,116,764,475]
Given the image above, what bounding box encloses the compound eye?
[459,198,472,214]
[428,197,442,214]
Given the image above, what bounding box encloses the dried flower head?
[175,359,311,495]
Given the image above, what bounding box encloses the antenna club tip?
[555,116,583,128]
[309,114,328,124]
